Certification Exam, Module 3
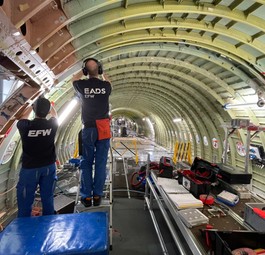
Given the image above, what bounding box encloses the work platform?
[1,137,264,255]
[112,137,265,254]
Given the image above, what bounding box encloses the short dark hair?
[33,98,51,118]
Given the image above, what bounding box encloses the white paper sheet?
[157,177,189,194]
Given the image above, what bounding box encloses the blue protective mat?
[0,212,109,255]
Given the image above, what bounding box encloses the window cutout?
[29,64,35,69]
[203,136,208,146]
[25,60,30,64]
[20,23,27,36]
[16,51,23,56]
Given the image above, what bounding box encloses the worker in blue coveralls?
[16,97,58,217]
[73,58,112,207]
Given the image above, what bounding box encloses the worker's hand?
[71,71,83,83]
[102,73,111,83]
[49,105,58,118]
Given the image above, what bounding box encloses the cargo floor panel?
[190,205,247,252]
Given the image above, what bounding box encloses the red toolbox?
[178,169,211,198]
[178,157,220,198]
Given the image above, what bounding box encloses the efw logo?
[28,129,52,137]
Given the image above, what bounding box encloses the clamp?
[207,206,226,217]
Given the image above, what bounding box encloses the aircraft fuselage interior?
[1,1,265,255]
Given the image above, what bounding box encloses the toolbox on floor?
[0,212,109,255]
[244,202,265,231]
[190,157,220,183]
[178,157,219,198]
[178,169,211,198]
[217,163,252,184]
[216,190,239,206]
[208,230,265,255]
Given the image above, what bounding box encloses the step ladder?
[73,145,113,250]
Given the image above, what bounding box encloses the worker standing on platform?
[73,58,112,207]
[16,97,58,217]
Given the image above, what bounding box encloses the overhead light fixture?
[173,118,182,122]
[12,31,21,36]
[29,49,37,55]
[223,101,265,110]
[58,98,78,125]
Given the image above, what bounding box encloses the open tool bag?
[178,157,220,198]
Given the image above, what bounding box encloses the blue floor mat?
[0,212,109,255]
